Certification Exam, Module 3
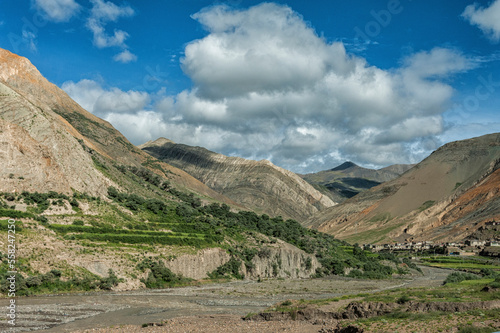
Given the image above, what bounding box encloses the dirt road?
[0,266,449,332]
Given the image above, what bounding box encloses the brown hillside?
[141,138,336,221]
[309,133,500,244]
[0,47,233,203]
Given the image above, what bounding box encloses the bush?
[403,257,422,273]
[137,259,189,288]
[208,257,244,280]
[444,272,480,285]
[397,295,411,304]
[99,269,122,290]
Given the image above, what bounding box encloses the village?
[364,221,500,257]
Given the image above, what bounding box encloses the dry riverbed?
[0,266,449,332]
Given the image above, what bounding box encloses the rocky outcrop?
[163,242,319,280]
[141,138,336,222]
[242,241,320,279]
[308,133,500,244]
[165,248,232,280]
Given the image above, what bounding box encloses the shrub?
[397,295,411,304]
[99,269,122,290]
[137,259,189,288]
[444,272,480,285]
[403,257,422,273]
[208,257,243,280]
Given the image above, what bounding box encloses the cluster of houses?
[364,221,500,257]
[364,239,500,257]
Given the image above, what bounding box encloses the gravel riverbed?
[0,266,449,332]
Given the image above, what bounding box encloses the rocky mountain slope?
[301,162,413,202]
[307,133,500,244]
[140,138,336,222]
[2,48,383,294]
[0,48,230,202]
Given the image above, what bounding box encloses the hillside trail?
[0,266,448,332]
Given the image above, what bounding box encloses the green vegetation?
[457,326,494,333]
[444,272,481,285]
[137,258,191,288]
[369,212,392,223]
[54,109,114,143]
[343,223,405,244]
[207,257,244,280]
[418,200,436,212]
[0,208,33,219]
[420,256,500,273]
[0,185,399,296]
[0,253,121,295]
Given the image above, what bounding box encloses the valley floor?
[2,266,449,332]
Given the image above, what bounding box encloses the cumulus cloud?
[184,4,352,99]
[63,3,475,172]
[462,0,500,41]
[33,0,81,22]
[175,4,471,170]
[62,79,149,117]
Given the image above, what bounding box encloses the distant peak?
[138,137,175,149]
[152,137,175,145]
[331,161,357,171]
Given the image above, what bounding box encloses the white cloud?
[462,0,500,41]
[34,0,81,22]
[63,3,475,172]
[62,79,104,113]
[62,79,149,117]
[89,0,134,22]
[86,0,135,59]
[113,49,137,63]
[183,4,354,99]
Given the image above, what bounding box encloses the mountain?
[0,48,230,203]
[1,48,387,296]
[301,161,414,202]
[140,138,336,221]
[307,133,500,244]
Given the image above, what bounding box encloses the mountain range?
[2,45,498,243]
[140,138,335,221]
[301,161,414,202]
[306,133,500,244]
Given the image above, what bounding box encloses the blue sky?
[1,0,500,173]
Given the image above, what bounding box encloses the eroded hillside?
[0,47,232,203]
[141,138,336,221]
[309,133,500,244]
